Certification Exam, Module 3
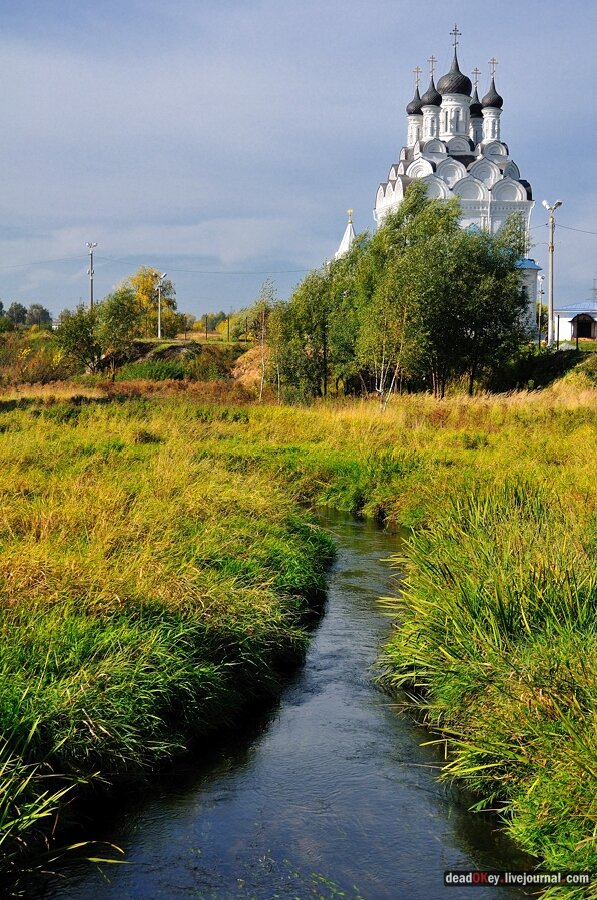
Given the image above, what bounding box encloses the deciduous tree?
[7,303,27,326]
[55,305,101,372]
[126,267,176,337]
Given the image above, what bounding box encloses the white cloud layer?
[1,0,596,316]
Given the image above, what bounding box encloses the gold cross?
[450,25,461,48]
[489,57,498,77]
[428,55,437,77]
[413,65,422,88]
[347,209,353,223]
[472,67,481,88]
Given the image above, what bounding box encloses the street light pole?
[86,242,97,309]
[156,272,167,339]
[537,274,545,348]
[542,200,562,347]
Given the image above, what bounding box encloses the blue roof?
[554,300,597,312]
[516,257,542,271]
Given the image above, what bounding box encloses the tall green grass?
[0,394,333,876]
[381,481,596,897]
[0,383,595,890]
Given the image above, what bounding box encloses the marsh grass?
[0,381,595,890]
[381,482,597,896]
[0,393,333,875]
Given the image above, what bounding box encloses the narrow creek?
[36,510,530,900]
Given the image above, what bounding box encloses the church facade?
[338,31,541,315]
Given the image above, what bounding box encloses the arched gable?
[406,158,435,179]
[436,158,467,187]
[422,138,446,155]
[468,158,500,187]
[447,136,474,155]
[420,174,451,200]
[491,177,527,202]
[503,161,521,180]
[391,177,407,202]
[482,141,508,161]
[452,176,489,202]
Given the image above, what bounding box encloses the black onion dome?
[420,76,441,107]
[482,77,503,109]
[406,86,423,115]
[437,51,472,97]
[469,87,482,117]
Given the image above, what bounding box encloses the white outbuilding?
[553,299,597,343]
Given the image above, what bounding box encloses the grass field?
[0,391,333,881]
[0,361,595,895]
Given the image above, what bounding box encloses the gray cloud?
[1,0,596,316]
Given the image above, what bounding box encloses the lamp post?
[541,199,562,347]
[156,272,167,339]
[86,242,97,309]
[537,274,545,348]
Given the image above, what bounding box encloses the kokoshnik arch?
[336,26,541,315]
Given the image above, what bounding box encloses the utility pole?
[156,272,167,339]
[537,275,544,348]
[86,242,97,309]
[542,199,562,347]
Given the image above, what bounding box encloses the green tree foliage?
[7,303,27,326]
[205,310,227,332]
[95,287,144,377]
[25,304,52,327]
[250,279,276,402]
[56,288,145,375]
[125,267,177,338]
[275,183,530,399]
[55,305,101,372]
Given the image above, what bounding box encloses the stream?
[36,510,530,899]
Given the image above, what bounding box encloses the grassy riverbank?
[0,392,333,880]
[1,369,595,892]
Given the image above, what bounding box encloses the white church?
[336,28,541,315]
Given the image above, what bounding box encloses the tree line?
[54,267,186,375]
[256,183,531,401]
[0,301,52,331]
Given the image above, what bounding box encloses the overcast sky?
[1,0,596,319]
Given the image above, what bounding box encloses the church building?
[337,28,541,315]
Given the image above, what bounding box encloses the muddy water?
[37,511,528,899]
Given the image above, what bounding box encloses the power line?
[532,221,597,237]
[557,223,597,236]
[0,253,310,276]
[3,222,597,276]
[95,256,310,275]
[0,256,82,270]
